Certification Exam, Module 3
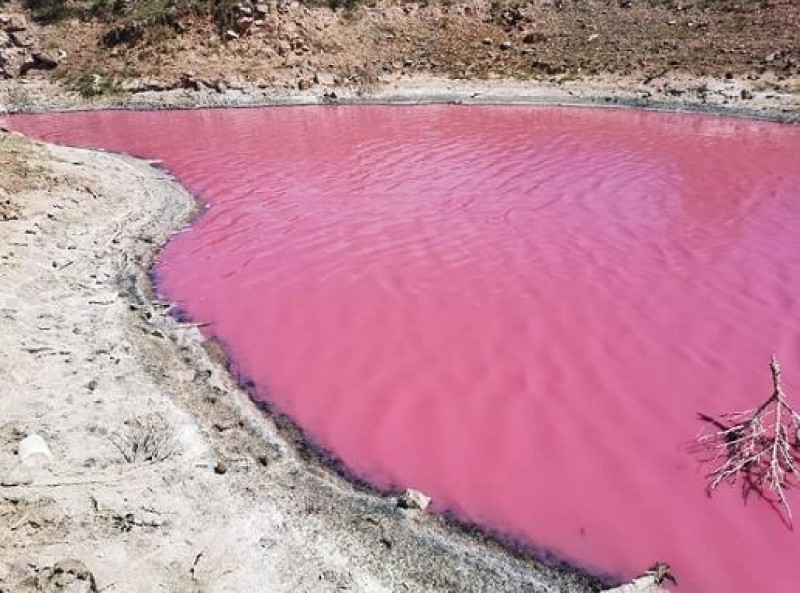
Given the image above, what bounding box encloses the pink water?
[8,106,800,591]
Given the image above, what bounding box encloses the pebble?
[397,488,431,510]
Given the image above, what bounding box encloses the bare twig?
[694,355,800,526]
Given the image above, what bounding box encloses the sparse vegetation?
[74,71,123,97]
[24,0,70,22]
[110,414,179,463]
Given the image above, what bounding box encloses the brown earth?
[1,0,799,99]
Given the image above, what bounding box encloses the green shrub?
[24,0,70,22]
[74,71,122,97]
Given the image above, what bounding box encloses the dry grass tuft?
[110,414,180,464]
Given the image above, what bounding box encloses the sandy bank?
[0,128,669,592]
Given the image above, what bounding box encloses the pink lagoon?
[9,105,800,593]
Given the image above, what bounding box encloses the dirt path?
[0,130,639,592]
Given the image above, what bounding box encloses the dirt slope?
[1,0,799,100]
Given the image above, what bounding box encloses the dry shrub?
[110,414,180,463]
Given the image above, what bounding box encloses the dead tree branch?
[694,355,800,526]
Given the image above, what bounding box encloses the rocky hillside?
[1,0,798,97]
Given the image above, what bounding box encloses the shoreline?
[2,74,799,123]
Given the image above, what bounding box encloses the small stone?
[740,89,754,100]
[481,38,492,46]
[19,434,52,466]
[297,77,312,91]
[214,459,228,474]
[499,41,512,51]
[255,3,269,16]
[588,33,600,42]
[51,558,97,592]
[223,29,239,41]
[522,31,545,44]
[397,488,431,510]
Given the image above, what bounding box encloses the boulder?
[20,52,59,75]
[181,74,207,91]
[2,13,27,32]
[313,72,335,86]
[397,488,431,510]
[9,31,33,48]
